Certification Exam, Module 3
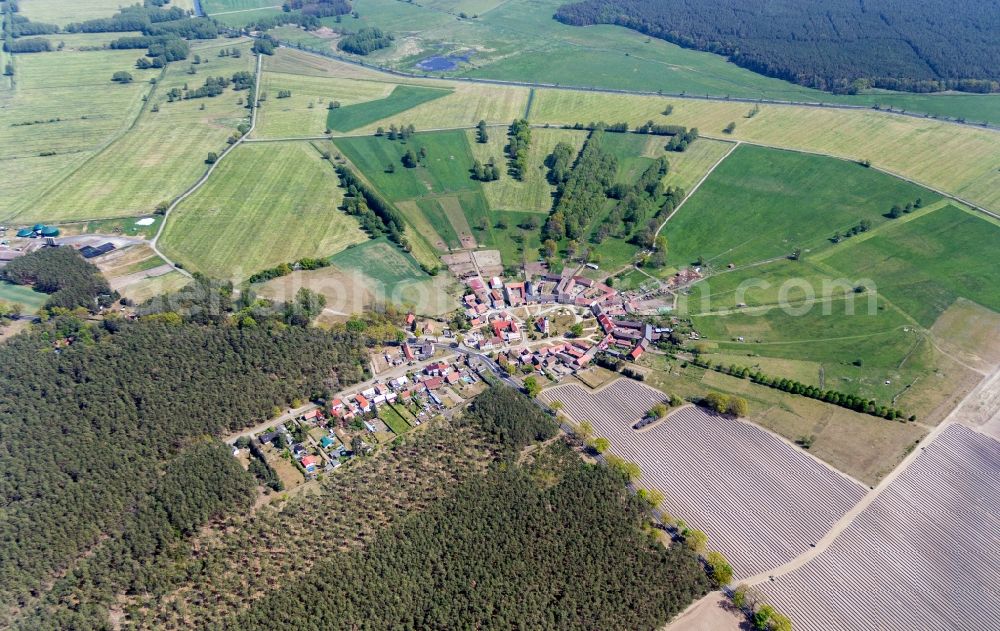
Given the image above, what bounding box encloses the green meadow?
[327,85,452,132]
[664,145,940,268]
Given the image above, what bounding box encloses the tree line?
[689,357,913,421]
[335,164,409,249]
[506,118,531,180]
[553,0,1000,94]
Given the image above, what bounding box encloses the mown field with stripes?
[541,380,867,579]
[758,424,1000,631]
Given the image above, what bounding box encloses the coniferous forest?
[0,313,368,627]
[554,0,1000,93]
[232,435,711,630]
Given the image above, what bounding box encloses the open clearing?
[541,380,867,579]
[20,0,129,25]
[17,39,256,222]
[0,282,48,313]
[664,144,940,268]
[759,424,1000,631]
[159,142,366,280]
[258,266,373,318]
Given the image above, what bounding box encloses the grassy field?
[821,205,1000,327]
[465,127,587,212]
[256,72,394,137]
[379,404,411,434]
[334,130,480,199]
[354,83,530,134]
[527,91,1000,214]
[670,197,1000,424]
[20,0,128,25]
[327,238,458,314]
[663,145,940,268]
[640,356,927,485]
[14,39,255,222]
[159,142,367,280]
[656,137,735,192]
[202,0,278,13]
[0,281,48,313]
[328,85,452,132]
[0,40,161,217]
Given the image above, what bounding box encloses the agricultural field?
[466,126,587,213]
[16,39,256,222]
[759,425,1000,631]
[0,42,160,218]
[820,204,1000,327]
[328,85,453,132]
[639,357,929,485]
[238,0,1000,125]
[327,238,459,315]
[541,380,867,579]
[353,83,530,134]
[159,141,367,280]
[19,0,129,25]
[256,72,394,137]
[663,144,941,268]
[527,91,1000,214]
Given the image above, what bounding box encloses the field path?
[743,362,1000,586]
[149,51,264,277]
[653,141,739,241]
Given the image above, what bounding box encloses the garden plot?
[541,379,867,579]
[758,424,1000,631]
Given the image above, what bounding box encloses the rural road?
[149,49,264,277]
[742,362,1000,586]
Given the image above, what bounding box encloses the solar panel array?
[542,380,866,579]
[759,424,1000,631]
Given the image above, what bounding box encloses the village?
[230,260,697,496]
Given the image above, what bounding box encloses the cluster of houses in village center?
[493,307,667,377]
[457,269,666,372]
[463,272,625,321]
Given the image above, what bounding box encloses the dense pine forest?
[231,410,711,630]
[554,0,1000,93]
[0,312,368,627]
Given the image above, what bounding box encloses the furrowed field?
[159,141,367,280]
[15,39,257,223]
